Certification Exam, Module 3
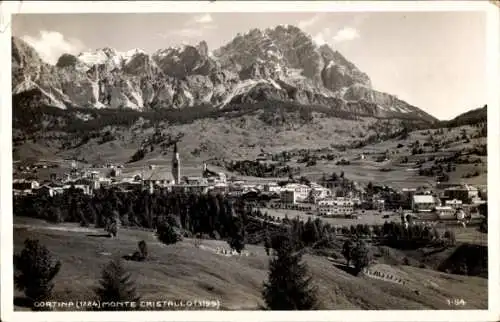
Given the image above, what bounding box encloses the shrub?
[128,148,146,163]
[228,234,245,254]
[351,240,370,275]
[444,230,456,246]
[14,239,61,304]
[138,240,148,259]
[156,223,182,245]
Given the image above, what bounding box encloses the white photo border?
[1,1,498,321]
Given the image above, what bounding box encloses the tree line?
[224,159,300,178]
[14,187,247,244]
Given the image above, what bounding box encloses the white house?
[435,206,455,220]
[264,182,281,194]
[209,183,229,195]
[316,199,354,216]
[374,199,385,211]
[412,195,437,212]
[13,179,39,191]
[283,183,311,202]
[309,182,331,202]
[444,184,479,203]
[445,199,463,209]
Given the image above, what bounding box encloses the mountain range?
[12,25,437,124]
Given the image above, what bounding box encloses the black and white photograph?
[1,1,499,321]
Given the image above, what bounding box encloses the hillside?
[12,100,487,190]
[436,105,487,128]
[13,217,487,311]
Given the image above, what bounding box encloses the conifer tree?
[94,258,140,310]
[138,240,148,260]
[228,216,245,253]
[342,239,354,267]
[14,239,61,305]
[262,234,318,310]
[264,229,271,256]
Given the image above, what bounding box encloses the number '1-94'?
[447,299,466,306]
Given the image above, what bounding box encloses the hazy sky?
[12,12,487,120]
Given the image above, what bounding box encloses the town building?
[445,199,463,209]
[412,195,437,212]
[374,199,385,211]
[143,171,175,187]
[444,184,479,204]
[316,199,354,216]
[280,189,297,204]
[209,183,229,195]
[35,184,65,197]
[283,183,311,202]
[308,183,331,203]
[202,163,227,184]
[401,188,417,209]
[435,206,456,220]
[13,179,39,191]
[186,176,208,185]
[263,182,281,194]
[170,184,209,194]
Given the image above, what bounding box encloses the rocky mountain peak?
[11,26,437,123]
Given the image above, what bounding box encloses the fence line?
[362,268,409,286]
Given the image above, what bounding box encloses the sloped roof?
[138,168,174,181]
[413,195,435,203]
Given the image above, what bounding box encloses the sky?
[12,11,487,120]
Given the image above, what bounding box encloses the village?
[13,143,487,230]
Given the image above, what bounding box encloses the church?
[166,143,228,194]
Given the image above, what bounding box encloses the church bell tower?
[172,143,180,184]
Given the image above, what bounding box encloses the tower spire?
[172,142,180,185]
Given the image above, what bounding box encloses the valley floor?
[13,217,487,311]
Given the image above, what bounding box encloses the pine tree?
[262,235,318,310]
[138,240,148,260]
[94,258,140,310]
[264,229,271,256]
[342,239,354,266]
[228,216,245,253]
[14,239,61,305]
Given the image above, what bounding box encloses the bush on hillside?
[156,223,183,245]
[128,148,147,163]
[351,240,371,275]
[138,240,148,259]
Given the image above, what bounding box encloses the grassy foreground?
[13,217,487,311]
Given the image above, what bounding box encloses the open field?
[13,216,487,311]
[256,207,487,246]
[259,207,400,226]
